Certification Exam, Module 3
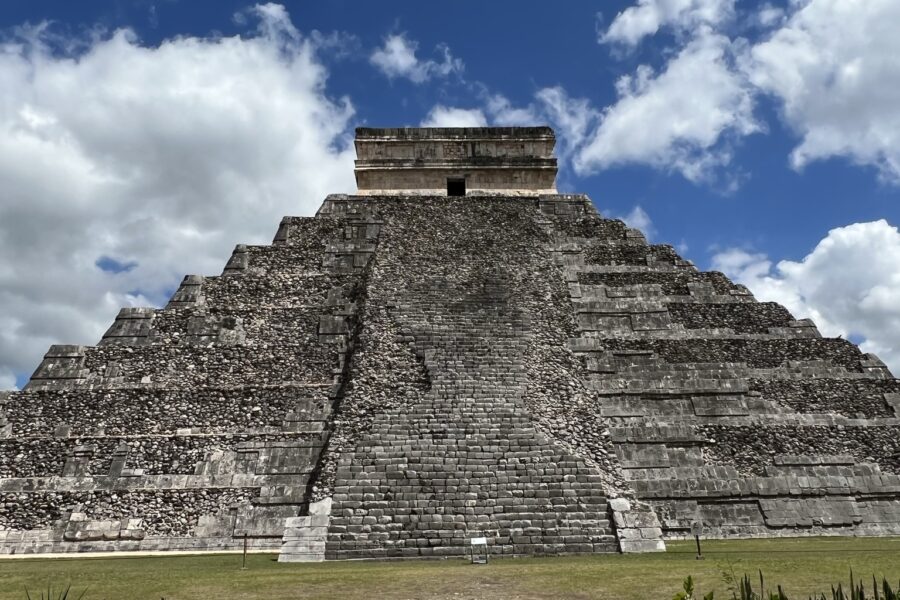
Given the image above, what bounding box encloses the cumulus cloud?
[485,94,540,126]
[410,0,900,193]
[711,220,900,374]
[370,33,463,84]
[755,3,785,28]
[621,206,656,239]
[576,30,760,184]
[601,0,735,47]
[0,3,356,389]
[603,205,657,240]
[534,87,598,159]
[595,0,900,185]
[422,89,596,167]
[420,105,487,128]
[745,0,900,182]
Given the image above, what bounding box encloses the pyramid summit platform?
[3,127,900,560]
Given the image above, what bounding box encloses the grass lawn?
[2,537,900,600]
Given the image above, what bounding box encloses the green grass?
[1,537,900,600]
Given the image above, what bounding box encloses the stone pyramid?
[2,127,900,560]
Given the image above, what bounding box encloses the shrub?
[673,570,900,600]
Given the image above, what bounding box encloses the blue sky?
[1,0,900,388]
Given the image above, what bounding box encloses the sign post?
[690,521,704,560]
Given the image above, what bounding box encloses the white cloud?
[593,0,900,186]
[621,206,656,239]
[485,94,540,126]
[576,30,760,183]
[604,205,657,240]
[425,89,596,165]
[534,87,598,159]
[420,105,487,128]
[0,4,356,389]
[711,220,900,374]
[745,0,900,182]
[370,33,463,84]
[711,248,773,284]
[755,3,785,28]
[601,0,735,47]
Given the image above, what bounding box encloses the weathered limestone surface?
[0,193,638,557]
[354,127,558,196]
[279,497,331,562]
[550,199,900,540]
[322,196,619,558]
[0,216,364,554]
[3,127,900,558]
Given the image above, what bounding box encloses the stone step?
[278,498,332,563]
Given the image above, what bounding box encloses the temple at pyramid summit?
[3,126,900,560]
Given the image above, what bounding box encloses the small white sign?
[470,537,487,545]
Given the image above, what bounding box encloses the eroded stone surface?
[3,127,900,557]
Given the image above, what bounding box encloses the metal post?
[691,520,704,560]
[242,533,248,570]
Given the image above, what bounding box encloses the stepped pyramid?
[2,127,900,560]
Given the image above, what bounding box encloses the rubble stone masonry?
[2,127,899,558]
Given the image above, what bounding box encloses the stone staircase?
[327,284,617,558]
[325,197,621,558]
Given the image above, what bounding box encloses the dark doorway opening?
[447,178,466,196]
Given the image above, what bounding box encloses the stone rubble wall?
[0,210,368,554]
[3,387,328,437]
[578,270,738,296]
[698,423,900,476]
[548,197,900,540]
[747,379,900,418]
[666,302,795,334]
[0,432,325,479]
[3,191,900,556]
